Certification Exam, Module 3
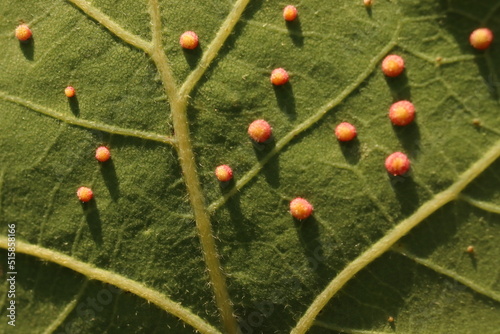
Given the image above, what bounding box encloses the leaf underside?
[1,0,499,333]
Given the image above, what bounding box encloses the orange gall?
[270,68,289,86]
[77,187,93,202]
[248,119,272,143]
[15,24,32,41]
[215,165,233,182]
[335,122,357,142]
[382,55,405,77]
[65,86,76,98]
[389,100,415,126]
[385,152,410,176]
[283,5,298,21]
[179,31,199,49]
[95,146,111,162]
[469,28,493,50]
[290,198,313,220]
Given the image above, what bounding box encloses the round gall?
[283,5,298,21]
[385,152,410,176]
[77,187,93,202]
[290,198,313,220]
[65,86,76,98]
[248,119,272,143]
[389,100,415,126]
[15,24,32,41]
[215,165,233,182]
[95,146,111,162]
[469,28,493,50]
[270,68,289,86]
[335,122,357,142]
[382,55,405,77]
[179,31,199,49]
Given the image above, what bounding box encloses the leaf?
[1,0,499,333]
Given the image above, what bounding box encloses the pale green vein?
[179,0,251,98]
[148,0,240,332]
[0,91,175,146]
[0,237,222,334]
[399,44,477,65]
[314,320,391,334]
[148,0,178,102]
[291,138,500,334]
[208,23,401,214]
[65,0,152,53]
[459,194,500,214]
[42,280,89,334]
[483,0,500,24]
[393,246,500,303]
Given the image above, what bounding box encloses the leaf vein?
[0,237,222,334]
[0,91,176,146]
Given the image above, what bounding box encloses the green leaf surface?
[1,0,499,333]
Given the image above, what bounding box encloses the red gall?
[389,100,415,126]
[385,152,410,176]
[248,119,272,143]
[179,31,199,49]
[469,28,494,50]
[95,146,111,162]
[215,165,233,182]
[283,5,298,21]
[77,187,93,202]
[270,68,289,86]
[382,55,405,77]
[335,122,357,142]
[15,24,32,41]
[290,197,313,220]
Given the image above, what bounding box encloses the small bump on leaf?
[77,186,93,202]
[382,55,405,77]
[385,152,410,176]
[389,100,415,126]
[335,122,357,142]
[270,68,289,86]
[215,165,233,182]
[15,24,32,41]
[65,86,76,98]
[290,197,313,220]
[283,5,298,21]
[95,146,111,162]
[469,28,493,50]
[179,31,199,49]
[248,119,272,143]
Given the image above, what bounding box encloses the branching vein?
[42,280,89,334]
[0,237,222,334]
[147,0,243,332]
[179,0,251,99]
[208,23,401,213]
[0,91,175,145]
[66,0,152,53]
[392,246,500,303]
[291,138,500,334]
[459,194,500,214]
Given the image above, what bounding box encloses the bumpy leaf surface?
[1,0,499,333]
